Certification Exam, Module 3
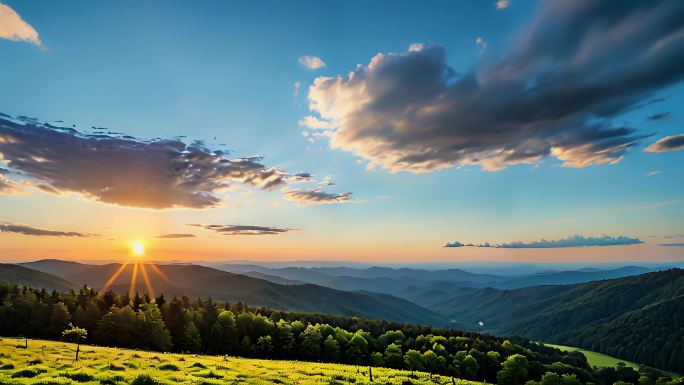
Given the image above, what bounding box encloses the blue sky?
[0,0,683,262]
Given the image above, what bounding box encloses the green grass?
[0,337,482,385]
[543,343,679,377]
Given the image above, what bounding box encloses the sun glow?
[131,241,145,257]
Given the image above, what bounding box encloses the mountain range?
[3,259,683,372]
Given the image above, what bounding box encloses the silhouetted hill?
[20,260,447,326]
[0,263,78,291]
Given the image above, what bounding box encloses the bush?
[62,371,94,382]
[0,363,15,370]
[12,368,39,378]
[131,374,160,385]
[191,362,207,368]
[108,362,125,371]
[158,363,180,371]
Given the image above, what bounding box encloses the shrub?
[108,362,125,371]
[131,374,159,385]
[63,371,94,382]
[191,362,207,368]
[11,368,39,378]
[158,363,180,371]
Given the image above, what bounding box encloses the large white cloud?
[305,0,684,173]
[0,3,41,46]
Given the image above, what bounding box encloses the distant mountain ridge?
[0,263,78,291]
[16,260,447,326]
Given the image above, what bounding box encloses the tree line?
[0,283,681,385]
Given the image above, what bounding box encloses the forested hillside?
[433,269,684,373]
[0,282,679,385]
[14,262,448,325]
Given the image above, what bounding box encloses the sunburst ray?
[129,262,139,298]
[139,263,155,298]
[101,261,129,293]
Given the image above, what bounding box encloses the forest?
[0,282,681,385]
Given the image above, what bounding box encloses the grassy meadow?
[0,337,481,385]
[543,343,679,377]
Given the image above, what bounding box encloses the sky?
[1,0,683,263]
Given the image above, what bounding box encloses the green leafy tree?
[254,335,273,357]
[212,310,238,354]
[404,349,424,376]
[498,354,529,385]
[136,303,173,351]
[347,333,369,365]
[46,302,71,338]
[323,335,341,362]
[384,343,404,368]
[62,323,87,361]
[462,354,480,380]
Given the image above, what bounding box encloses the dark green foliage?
[11,368,40,378]
[437,269,684,373]
[131,374,160,385]
[62,371,94,382]
[1,281,681,385]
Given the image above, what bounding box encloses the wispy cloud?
[282,188,353,206]
[156,233,196,239]
[298,55,326,70]
[646,170,660,177]
[0,3,42,46]
[304,0,684,173]
[647,112,671,121]
[189,224,296,236]
[495,0,510,10]
[659,243,684,247]
[645,133,684,153]
[0,114,335,209]
[0,222,95,237]
[445,235,643,248]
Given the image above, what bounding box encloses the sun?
[131,241,145,258]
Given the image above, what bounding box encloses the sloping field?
[0,337,481,385]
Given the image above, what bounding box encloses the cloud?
[156,233,196,239]
[305,0,684,173]
[664,233,684,239]
[0,222,94,237]
[659,243,684,247]
[0,174,22,194]
[298,116,337,130]
[445,234,643,248]
[189,224,296,236]
[495,0,510,10]
[645,133,684,153]
[476,36,487,52]
[299,55,326,70]
[647,112,671,120]
[0,114,320,209]
[282,188,353,206]
[646,170,660,177]
[0,3,42,46]
[293,81,301,97]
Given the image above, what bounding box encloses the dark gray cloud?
[445,235,643,248]
[282,188,353,206]
[645,133,684,153]
[647,112,671,121]
[0,222,94,237]
[156,233,196,239]
[306,0,684,173]
[189,224,296,236]
[0,115,325,209]
[659,243,684,247]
